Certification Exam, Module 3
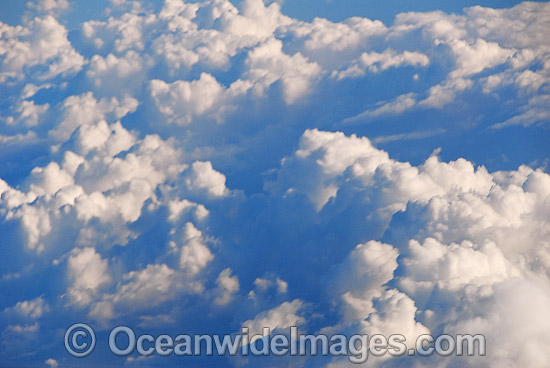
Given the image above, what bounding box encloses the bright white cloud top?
[0,0,549,366]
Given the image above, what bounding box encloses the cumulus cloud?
[0,16,84,83]
[0,1,548,366]
[51,92,138,141]
[150,73,228,125]
[8,296,49,319]
[179,222,214,276]
[241,299,304,342]
[328,241,399,321]
[245,38,322,104]
[214,268,240,306]
[185,161,228,197]
[67,247,111,306]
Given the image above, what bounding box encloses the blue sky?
[0,0,549,367]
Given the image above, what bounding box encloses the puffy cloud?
[185,161,228,197]
[399,238,520,302]
[179,222,214,276]
[168,199,209,222]
[447,38,513,78]
[0,121,186,252]
[219,0,290,39]
[328,241,399,321]
[241,299,304,342]
[150,73,228,125]
[443,279,550,368]
[114,264,176,305]
[252,276,288,295]
[360,289,431,352]
[67,247,111,306]
[0,16,84,83]
[86,51,149,94]
[51,92,138,141]
[82,12,152,53]
[214,268,240,306]
[283,16,387,62]
[244,38,322,104]
[9,296,49,319]
[28,162,73,197]
[6,99,49,127]
[0,1,548,366]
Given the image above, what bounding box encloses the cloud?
[0,1,548,366]
[87,51,147,92]
[244,38,322,104]
[27,0,69,13]
[493,94,550,128]
[8,296,49,319]
[7,323,39,334]
[45,358,58,368]
[328,241,399,321]
[214,268,240,306]
[51,92,138,141]
[179,222,214,276]
[343,93,417,122]
[0,16,84,83]
[241,299,305,342]
[67,247,111,306]
[150,73,228,125]
[185,161,228,197]
[333,49,429,80]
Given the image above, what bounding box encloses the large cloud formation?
[0,0,549,367]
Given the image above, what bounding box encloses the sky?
[0,0,549,367]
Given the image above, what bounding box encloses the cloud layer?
[0,0,549,367]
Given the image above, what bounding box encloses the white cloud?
[28,162,73,197]
[150,73,226,125]
[0,16,84,83]
[360,289,430,351]
[333,49,429,80]
[7,323,39,334]
[447,38,513,78]
[241,299,304,342]
[245,38,322,104]
[51,92,138,141]
[399,238,520,299]
[185,161,228,197]
[10,296,49,319]
[214,268,240,306]
[329,241,399,321]
[27,0,69,13]
[219,0,290,39]
[179,222,214,276]
[0,2,548,366]
[86,51,148,93]
[67,247,111,306]
[45,358,58,368]
[284,15,387,56]
[9,100,49,127]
